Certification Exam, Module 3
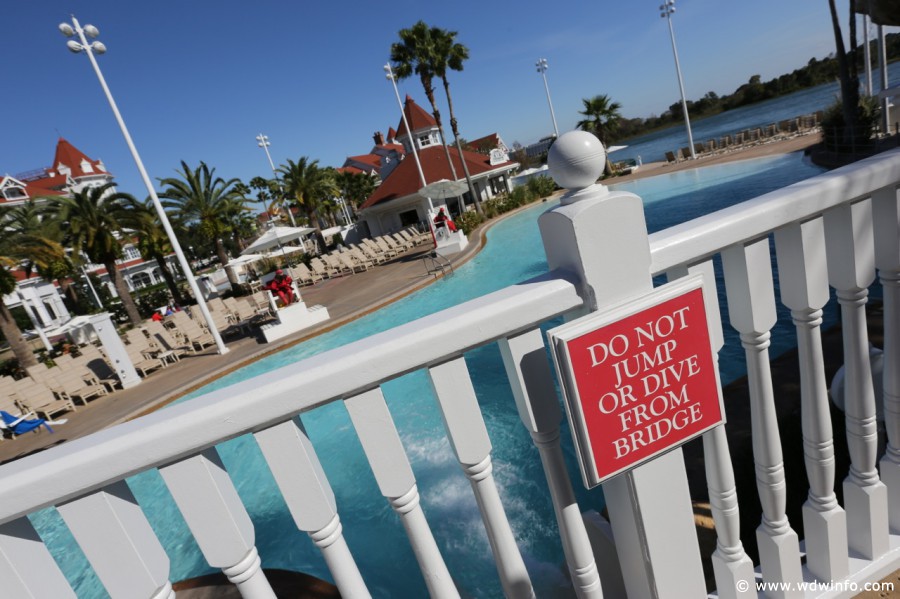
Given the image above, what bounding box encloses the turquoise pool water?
[35,152,827,598]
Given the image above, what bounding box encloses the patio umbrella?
[419,179,469,214]
[419,179,468,200]
[241,226,315,255]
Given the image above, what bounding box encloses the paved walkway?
[0,132,824,467]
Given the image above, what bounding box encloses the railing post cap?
[548,130,607,201]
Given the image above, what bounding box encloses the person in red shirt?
[433,208,457,237]
[266,269,294,306]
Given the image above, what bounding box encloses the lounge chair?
[27,362,107,406]
[144,321,192,358]
[291,263,324,286]
[354,243,387,265]
[0,410,62,439]
[167,312,216,352]
[9,377,76,420]
[75,345,120,391]
[310,257,340,279]
[122,330,167,376]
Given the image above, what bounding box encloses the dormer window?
[56,162,71,176]
[81,159,94,174]
[418,134,434,149]
[2,187,26,200]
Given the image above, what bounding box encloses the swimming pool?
[37,152,827,598]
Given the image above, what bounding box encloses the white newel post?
[254,418,370,598]
[774,218,849,582]
[722,237,803,598]
[539,131,706,599]
[667,260,755,598]
[88,312,141,389]
[498,328,604,599]
[57,481,175,599]
[159,448,276,598]
[428,357,535,598]
[873,186,900,533]
[824,199,890,559]
[343,388,459,598]
[0,517,76,598]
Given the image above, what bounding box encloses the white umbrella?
[241,226,315,255]
[226,253,264,267]
[419,179,468,199]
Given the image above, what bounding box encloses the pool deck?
[0,131,824,465]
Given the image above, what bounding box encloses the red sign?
[549,277,724,487]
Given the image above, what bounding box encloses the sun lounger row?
[290,227,430,284]
[664,111,823,164]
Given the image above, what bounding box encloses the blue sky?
[1,1,886,198]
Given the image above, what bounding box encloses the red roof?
[49,138,108,179]
[337,166,365,175]
[360,145,516,209]
[346,154,382,168]
[466,133,501,153]
[396,96,437,138]
[387,127,398,141]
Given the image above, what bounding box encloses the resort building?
[1,139,176,318]
[356,96,518,237]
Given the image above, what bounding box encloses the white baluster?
[774,219,849,581]
[498,328,603,599]
[667,261,755,598]
[873,186,900,533]
[0,517,76,598]
[722,238,803,597]
[428,357,535,599]
[343,388,459,599]
[57,481,175,599]
[824,199,890,559]
[254,419,370,598]
[159,448,276,598]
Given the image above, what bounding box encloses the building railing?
[1,135,898,599]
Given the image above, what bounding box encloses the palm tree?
[430,25,483,215]
[159,161,248,288]
[577,94,623,176]
[391,22,464,203]
[3,201,82,311]
[277,157,338,249]
[123,197,187,307]
[0,205,65,368]
[43,183,144,326]
[336,171,376,215]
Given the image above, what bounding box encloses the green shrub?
[456,211,484,236]
[526,175,557,199]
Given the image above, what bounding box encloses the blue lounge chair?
[0,410,58,438]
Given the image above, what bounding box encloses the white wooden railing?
[0,133,898,598]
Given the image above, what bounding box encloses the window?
[2,187,26,200]
[418,134,433,149]
[123,246,141,261]
[131,271,152,289]
[398,209,420,227]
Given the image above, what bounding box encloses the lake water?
[616,61,900,166]
[36,151,830,598]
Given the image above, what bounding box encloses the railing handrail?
[0,271,583,524]
[648,147,900,275]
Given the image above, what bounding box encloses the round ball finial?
[548,130,606,190]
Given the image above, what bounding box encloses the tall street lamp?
[384,63,432,212]
[58,16,228,354]
[535,58,560,139]
[660,0,696,159]
[256,133,296,227]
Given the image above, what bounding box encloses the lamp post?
[384,63,432,212]
[535,58,560,139]
[660,0,696,159]
[58,16,228,355]
[256,133,296,227]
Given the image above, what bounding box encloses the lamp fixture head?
[91,41,106,54]
[66,40,84,53]
[83,24,99,38]
[58,23,75,37]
